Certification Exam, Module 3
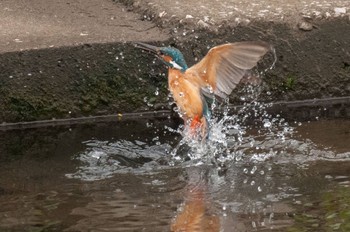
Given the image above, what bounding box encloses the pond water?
[0,108,350,231]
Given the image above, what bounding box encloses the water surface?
[0,117,350,231]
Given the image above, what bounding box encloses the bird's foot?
[190,115,202,130]
[188,116,208,142]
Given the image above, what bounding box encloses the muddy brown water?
[0,118,349,231]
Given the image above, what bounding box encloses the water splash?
[66,81,350,182]
[66,140,174,181]
[66,118,350,183]
[169,84,294,167]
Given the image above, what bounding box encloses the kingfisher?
[136,41,271,138]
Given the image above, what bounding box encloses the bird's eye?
[159,51,164,56]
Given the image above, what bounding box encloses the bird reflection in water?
[171,168,220,232]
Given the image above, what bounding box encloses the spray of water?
[168,80,294,168]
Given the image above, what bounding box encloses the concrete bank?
[121,0,350,100]
[0,0,349,123]
[0,0,170,122]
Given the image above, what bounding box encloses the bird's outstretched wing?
[188,41,271,98]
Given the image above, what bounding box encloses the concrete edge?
[1,96,349,131]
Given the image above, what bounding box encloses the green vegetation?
[284,74,296,90]
[0,43,169,122]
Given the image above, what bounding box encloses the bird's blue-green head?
[135,42,188,72]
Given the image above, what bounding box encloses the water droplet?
[207,85,214,93]
[250,166,257,174]
[155,88,159,96]
[263,121,272,128]
[252,221,256,228]
[258,186,262,192]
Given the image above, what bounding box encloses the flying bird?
[136,41,272,138]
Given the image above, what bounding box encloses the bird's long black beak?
[134,42,160,55]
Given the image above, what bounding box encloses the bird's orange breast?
[168,69,203,120]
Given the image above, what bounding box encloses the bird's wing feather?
[188,41,271,98]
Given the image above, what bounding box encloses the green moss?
[284,74,296,90]
[7,95,73,121]
[1,42,169,122]
[9,97,37,121]
[78,70,166,112]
